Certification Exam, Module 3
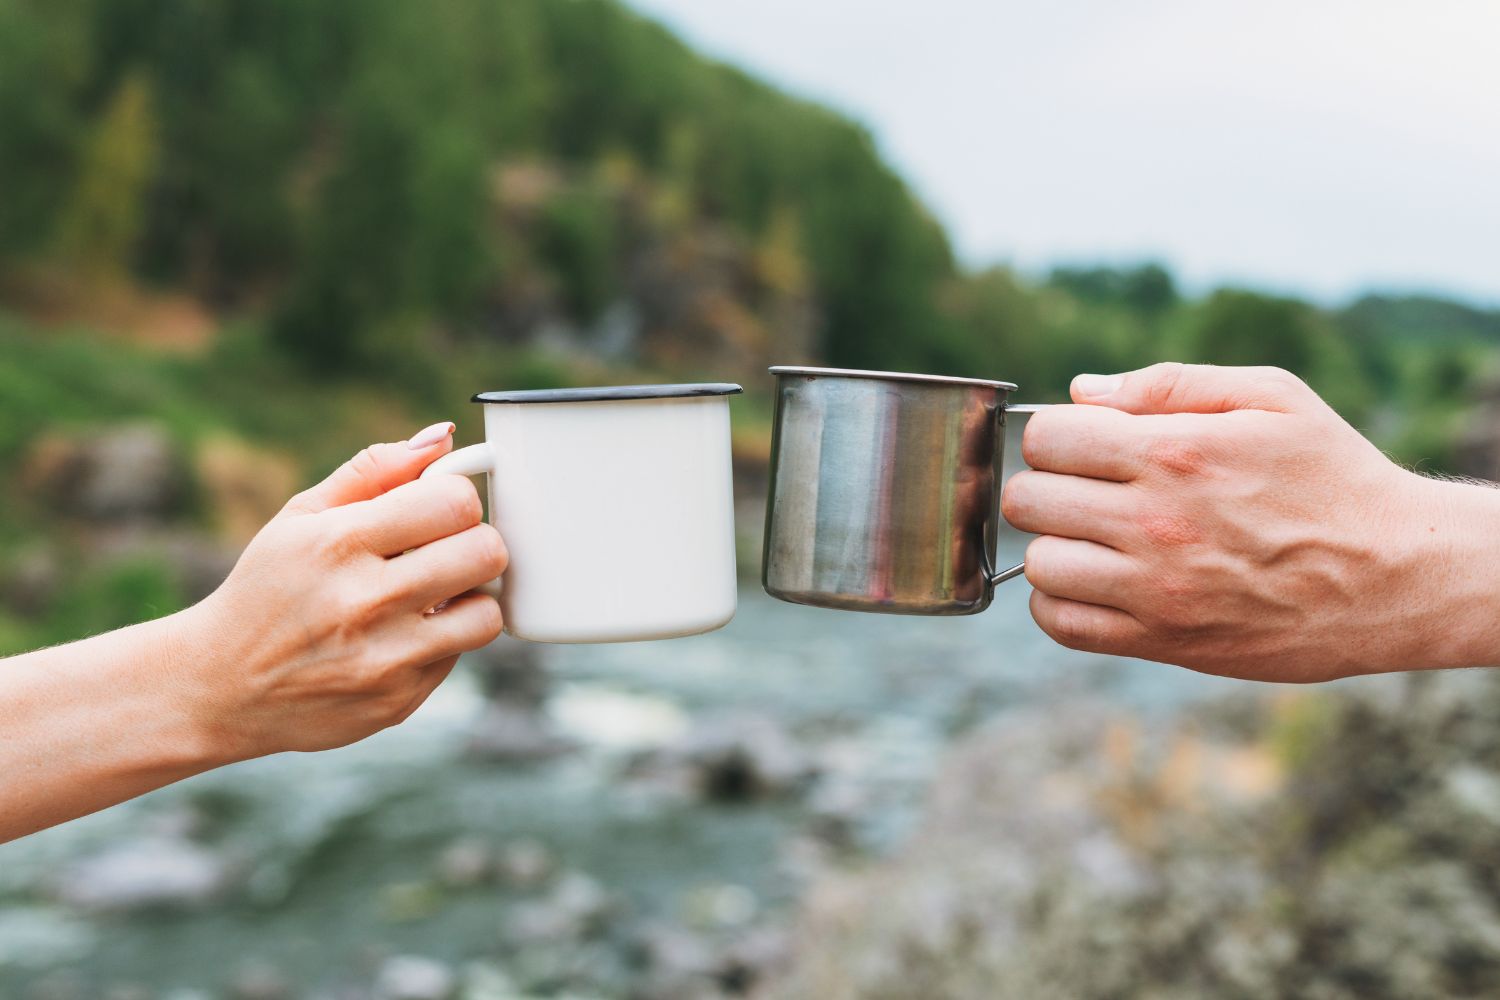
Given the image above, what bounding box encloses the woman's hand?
[174,423,508,760]
[1,423,508,842]
[1003,363,1500,682]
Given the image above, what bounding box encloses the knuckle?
[1137,509,1203,548]
[1046,602,1104,652]
[327,582,380,627]
[1020,418,1048,468]
[1143,362,1187,410]
[440,475,484,528]
[474,524,509,576]
[1001,470,1039,520]
[1250,366,1306,402]
[378,688,416,724]
[1144,434,1210,478]
[476,596,505,640]
[316,513,371,562]
[348,446,382,481]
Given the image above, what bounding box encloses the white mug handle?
[419,443,502,600]
[420,442,494,480]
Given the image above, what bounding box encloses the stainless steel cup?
[762,366,1041,616]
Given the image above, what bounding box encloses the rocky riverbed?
[0,583,1249,999]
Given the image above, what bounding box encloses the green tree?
[51,71,158,279]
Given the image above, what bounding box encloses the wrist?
[1399,472,1500,671]
[158,599,252,770]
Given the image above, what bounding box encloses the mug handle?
[420,442,494,480]
[419,443,502,600]
[989,402,1052,588]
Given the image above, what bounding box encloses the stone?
[54,837,232,913]
[675,713,814,801]
[228,960,294,1000]
[467,637,550,707]
[1,545,60,616]
[435,837,494,889]
[503,873,613,947]
[717,926,792,995]
[374,955,456,1000]
[630,923,719,1000]
[465,700,575,763]
[494,838,555,889]
[24,422,185,525]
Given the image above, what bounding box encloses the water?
[0,581,1242,997]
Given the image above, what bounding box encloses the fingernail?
[1073,373,1123,398]
[407,421,455,450]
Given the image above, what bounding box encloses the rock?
[24,422,185,525]
[717,926,792,995]
[804,777,870,850]
[1,545,60,616]
[100,986,152,1000]
[494,838,555,889]
[435,837,494,889]
[629,923,718,1000]
[503,872,614,947]
[677,714,815,801]
[228,960,293,1000]
[680,883,757,930]
[465,700,575,763]
[54,837,232,913]
[374,955,455,1000]
[467,637,550,707]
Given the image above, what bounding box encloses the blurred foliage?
[0,0,1495,433]
[1,0,1499,649]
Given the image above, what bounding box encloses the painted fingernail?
[1073,373,1123,397]
[407,421,455,450]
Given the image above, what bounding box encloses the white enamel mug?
[420,383,742,643]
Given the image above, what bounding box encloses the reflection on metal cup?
[762,366,1032,616]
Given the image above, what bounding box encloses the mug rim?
[473,383,742,404]
[768,366,1017,392]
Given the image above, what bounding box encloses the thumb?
[1070,363,1308,415]
[283,421,455,516]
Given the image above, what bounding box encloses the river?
[0,573,1244,998]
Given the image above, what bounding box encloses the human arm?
[1002,363,1500,681]
[0,424,508,842]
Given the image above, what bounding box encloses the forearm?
[0,611,225,843]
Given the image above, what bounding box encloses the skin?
[0,427,508,843]
[1003,362,1500,682]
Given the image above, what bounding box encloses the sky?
[626,0,1500,306]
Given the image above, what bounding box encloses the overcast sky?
[626,0,1500,305]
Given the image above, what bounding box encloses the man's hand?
[1002,363,1500,682]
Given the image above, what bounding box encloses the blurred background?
[3,1,1500,997]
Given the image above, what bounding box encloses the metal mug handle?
[989,402,1051,589]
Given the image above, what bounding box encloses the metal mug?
[762,366,1044,616]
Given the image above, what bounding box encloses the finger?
[420,590,505,659]
[1071,363,1312,416]
[1001,470,1136,544]
[345,474,484,556]
[391,655,461,726]
[1029,589,1149,657]
[283,422,455,516]
[1023,535,1137,609]
[386,524,508,611]
[1020,404,1149,481]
